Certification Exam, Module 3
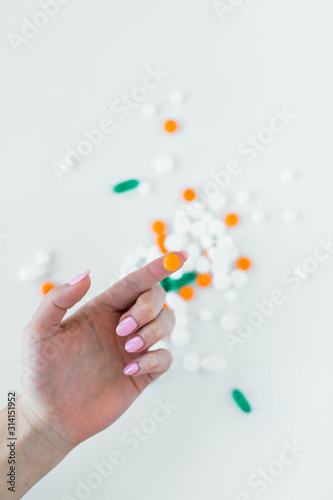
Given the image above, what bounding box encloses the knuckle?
[151,320,163,340]
[149,352,159,369]
[138,298,156,318]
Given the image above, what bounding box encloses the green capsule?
[160,277,173,292]
[113,179,139,193]
[232,389,252,413]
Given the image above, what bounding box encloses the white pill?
[200,234,214,248]
[169,90,184,104]
[164,233,187,251]
[200,355,227,372]
[216,234,234,248]
[280,169,295,183]
[142,102,157,117]
[199,211,213,223]
[186,243,201,260]
[154,155,175,174]
[212,272,231,291]
[206,194,227,211]
[195,256,211,273]
[229,270,249,288]
[34,250,52,266]
[251,210,266,223]
[173,216,190,234]
[170,328,190,346]
[175,312,189,328]
[171,268,184,280]
[224,289,239,302]
[198,309,214,322]
[235,190,250,203]
[207,219,225,236]
[138,181,152,196]
[19,265,47,282]
[283,210,297,223]
[182,353,200,372]
[166,292,188,311]
[189,221,207,239]
[207,246,235,265]
[219,312,239,331]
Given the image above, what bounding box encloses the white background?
[1,0,333,499]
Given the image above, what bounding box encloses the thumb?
[27,270,91,333]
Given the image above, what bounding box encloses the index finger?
[104,250,189,310]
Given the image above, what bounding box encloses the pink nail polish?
[125,336,144,353]
[123,362,140,376]
[116,316,138,336]
[69,270,91,285]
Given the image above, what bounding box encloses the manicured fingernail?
[179,250,189,261]
[116,316,138,336]
[123,362,140,376]
[69,270,90,285]
[163,253,181,271]
[125,336,144,353]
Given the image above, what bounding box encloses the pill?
[189,221,206,238]
[251,210,266,223]
[170,328,190,346]
[219,313,239,331]
[212,272,231,291]
[151,220,167,234]
[165,291,188,311]
[142,102,157,117]
[198,309,214,322]
[229,270,249,288]
[200,234,214,248]
[216,234,235,248]
[19,265,47,282]
[236,257,252,271]
[283,210,297,223]
[182,188,197,202]
[35,250,52,266]
[169,90,184,104]
[164,233,187,251]
[113,179,139,193]
[154,155,176,174]
[173,217,190,234]
[175,312,189,328]
[280,169,295,183]
[179,285,195,301]
[138,181,152,196]
[195,256,211,273]
[224,289,239,302]
[163,253,181,271]
[164,119,178,133]
[200,355,227,372]
[207,219,225,236]
[40,282,55,296]
[182,353,200,372]
[156,234,168,254]
[207,194,227,211]
[224,213,239,227]
[197,273,212,288]
[235,191,250,203]
[232,389,251,413]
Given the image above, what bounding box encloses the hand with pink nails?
[0,251,188,499]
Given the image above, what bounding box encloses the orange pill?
[164,119,178,133]
[236,257,252,271]
[224,213,239,227]
[163,253,181,271]
[197,273,212,288]
[156,234,168,254]
[179,285,195,301]
[182,188,197,202]
[40,282,55,296]
[151,220,166,234]
[163,303,168,308]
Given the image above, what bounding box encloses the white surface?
[1,0,333,499]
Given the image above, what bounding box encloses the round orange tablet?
[163,253,181,271]
[164,119,178,133]
[224,213,239,227]
[156,234,168,254]
[197,273,212,287]
[182,188,197,202]
[151,220,166,234]
[179,285,195,300]
[40,282,55,296]
[236,257,252,271]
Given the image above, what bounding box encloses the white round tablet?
[229,270,249,288]
[154,155,176,174]
[170,328,190,346]
[200,355,227,372]
[219,312,239,331]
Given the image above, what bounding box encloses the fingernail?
[69,270,91,285]
[179,250,189,261]
[116,316,138,336]
[125,336,144,353]
[123,362,140,376]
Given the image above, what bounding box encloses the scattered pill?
[182,188,197,202]
[156,234,168,254]
[224,213,239,227]
[19,266,47,282]
[207,194,227,211]
[170,328,190,346]
[198,309,214,322]
[113,179,139,193]
[151,220,167,234]
[229,270,249,288]
[169,90,184,104]
[195,256,211,274]
[235,191,250,203]
[212,272,231,291]
[200,355,227,372]
[280,169,295,183]
[175,312,189,328]
[163,253,181,272]
[236,257,252,271]
[164,233,187,251]
[219,313,239,331]
[154,155,176,174]
[283,210,297,223]
[35,251,52,266]
[164,119,178,134]
[207,219,225,236]
[224,289,239,302]
[142,102,157,117]
[165,291,188,311]
[179,285,195,301]
[182,353,200,372]
[232,389,251,413]
[40,282,55,296]
[197,273,212,288]
[138,181,152,196]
